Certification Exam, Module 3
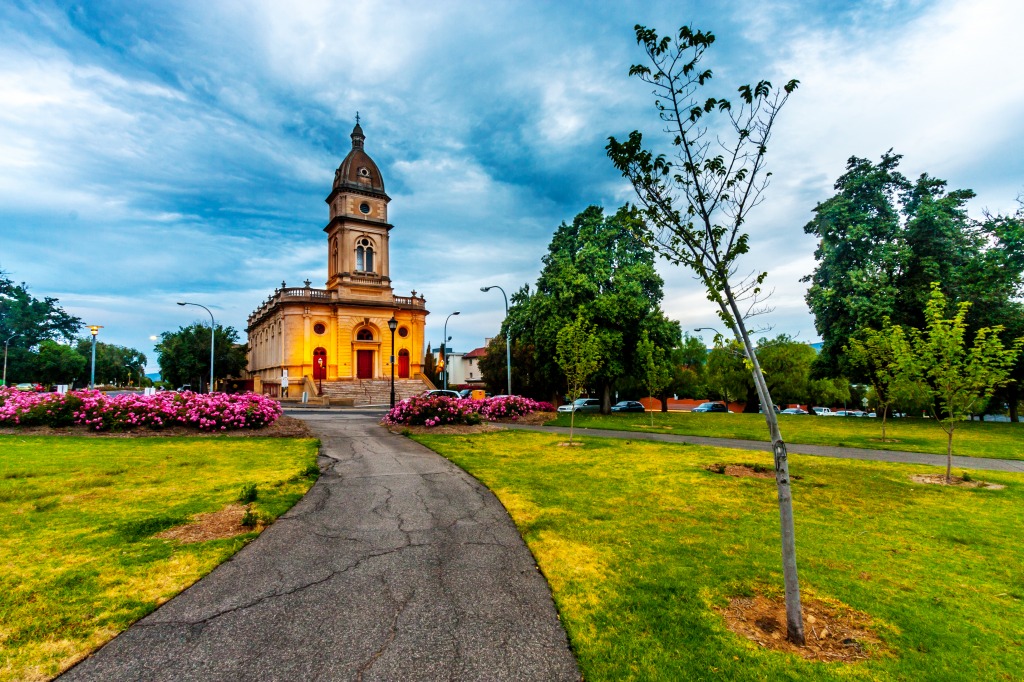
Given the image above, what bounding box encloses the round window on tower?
[313,323,326,335]
[359,202,371,214]
[398,327,409,338]
[358,167,371,178]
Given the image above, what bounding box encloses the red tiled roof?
[463,347,488,359]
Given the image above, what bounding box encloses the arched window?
[357,328,373,341]
[332,238,339,273]
[355,237,374,272]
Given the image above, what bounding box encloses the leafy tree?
[35,341,87,387]
[422,343,440,387]
[479,337,545,398]
[893,285,1022,482]
[156,324,247,391]
[0,272,82,383]
[803,153,1024,381]
[607,23,805,643]
[846,321,920,441]
[637,330,672,424]
[704,341,747,411]
[667,333,707,405]
[556,315,603,444]
[490,206,679,409]
[754,336,818,408]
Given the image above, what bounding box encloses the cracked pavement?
[61,411,580,681]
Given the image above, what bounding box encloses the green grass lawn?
[549,411,1024,460]
[416,430,1024,681]
[0,435,319,681]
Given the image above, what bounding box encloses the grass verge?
[548,411,1024,460]
[415,430,1024,681]
[0,435,319,681]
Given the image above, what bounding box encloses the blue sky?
[1,0,1022,372]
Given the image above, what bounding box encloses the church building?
[246,121,429,396]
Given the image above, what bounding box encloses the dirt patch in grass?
[910,473,1005,490]
[557,441,585,447]
[0,414,315,439]
[722,594,889,662]
[705,463,774,479]
[156,504,258,543]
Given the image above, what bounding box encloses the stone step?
[318,378,428,406]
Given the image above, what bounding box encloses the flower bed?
[382,394,553,427]
[0,387,282,432]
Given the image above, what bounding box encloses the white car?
[557,398,601,413]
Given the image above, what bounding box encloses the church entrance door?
[313,348,327,380]
[357,350,373,379]
[398,350,410,378]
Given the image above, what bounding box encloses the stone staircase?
[319,378,431,406]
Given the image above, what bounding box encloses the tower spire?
[351,113,365,150]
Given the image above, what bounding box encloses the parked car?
[14,383,44,392]
[177,384,192,392]
[811,407,833,416]
[692,402,729,413]
[781,407,809,415]
[833,410,852,417]
[758,404,781,414]
[422,389,461,400]
[611,400,645,413]
[557,398,602,413]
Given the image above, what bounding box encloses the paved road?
[62,411,580,681]
[504,424,1024,473]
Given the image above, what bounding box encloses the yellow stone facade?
[246,122,429,385]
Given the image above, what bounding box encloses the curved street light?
[177,302,215,393]
[3,333,18,387]
[442,311,460,390]
[481,285,512,396]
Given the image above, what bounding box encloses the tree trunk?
[726,293,805,646]
[946,427,954,483]
[1009,383,1020,423]
[601,383,612,415]
[660,395,669,412]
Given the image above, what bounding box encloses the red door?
[398,350,410,378]
[357,350,373,379]
[313,348,327,380]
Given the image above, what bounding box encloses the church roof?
[333,120,386,195]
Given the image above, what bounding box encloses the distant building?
[432,341,490,388]
[246,121,429,387]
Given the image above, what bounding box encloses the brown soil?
[706,463,774,479]
[0,414,315,439]
[156,504,259,543]
[722,594,889,662]
[557,441,584,447]
[910,473,1005,490]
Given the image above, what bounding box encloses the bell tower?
[324,117,393,301]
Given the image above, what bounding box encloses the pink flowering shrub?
[381,395,482,427]
[0,387,281,432]
[478,395,554,421]
[382,394,554,427]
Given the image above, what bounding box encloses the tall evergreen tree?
[489,205,680,409]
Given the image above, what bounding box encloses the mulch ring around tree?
[722,594,890,663]
[156,504,260,543]
[910,473,1005,490]
[705,463,775,479]
[0,414,316,438]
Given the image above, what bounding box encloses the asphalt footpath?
[504,423,1024,473]
[61,410,580,682]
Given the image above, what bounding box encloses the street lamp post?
[388,315,398,408]
[442,311,460,391]
[87,325,103,389]
[2,333,17,387]
[177,302,215,393]
[481,285,512,396]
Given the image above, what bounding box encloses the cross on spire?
[355,111,360,125]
